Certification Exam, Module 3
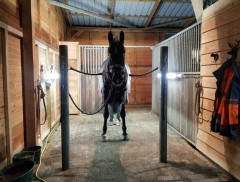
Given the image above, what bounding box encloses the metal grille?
[79,46,108,73]
[78,46,108,113]
[152,22,201,145]
[155,22,201,73]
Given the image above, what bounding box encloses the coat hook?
[211,53,219,62]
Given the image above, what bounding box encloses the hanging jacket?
[211,58,240,139]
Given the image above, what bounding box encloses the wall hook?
[211,53,219,62]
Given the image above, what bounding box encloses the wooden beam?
[144,17,195,30]
[22,0,37,146]
[145,0,161,27]
[71,13,192,19]
[0,21,23,37]
[63,0,72,26]
[109,0,115,28]
[71,30,83,41]
[190,0,203,22]
[67,26,182,33]
[49,0,135,28]
[1,29,12,165]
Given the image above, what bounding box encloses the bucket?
[0,160,35,182]
[23,146,42,164]
[12,151,35,163]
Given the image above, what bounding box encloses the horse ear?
[108,31,113,43]
[120,31,124,44]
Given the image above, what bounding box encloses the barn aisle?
[35,106,235,182]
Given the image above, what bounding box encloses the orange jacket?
[211,58,240,139]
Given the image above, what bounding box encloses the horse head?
[107,31,127,90]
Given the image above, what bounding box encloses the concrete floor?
[35,106,238,182]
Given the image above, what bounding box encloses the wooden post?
[1,28,13,165]
[60,45,70,170]
[160,46,168,163]
[22,0,37,146]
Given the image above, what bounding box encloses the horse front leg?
[102,105,109,142]
[121,104,128,141]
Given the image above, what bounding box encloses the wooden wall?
[0,0,65,167]
[66,31,164,106]
[197,0,240,180]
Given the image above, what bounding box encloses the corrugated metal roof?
[56,0,195,30]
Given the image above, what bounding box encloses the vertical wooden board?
[12,122,24,151]
[69,59,78,114]
[0,31,7,167]
[8,34,24,152]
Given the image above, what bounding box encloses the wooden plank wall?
[34,0,65,49]
[197,0,240,180]
[33,0,65,138]
[8,34,24,154]
[0,0,65,167]
[67,42,79,114]
[0,0,21,31]
[0,29,7,169]
[66,31,164,105]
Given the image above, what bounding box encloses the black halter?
[106,57,128,89]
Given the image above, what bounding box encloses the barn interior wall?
[66,31,165,108]
[197,0,240,180]
[0,0,65,168]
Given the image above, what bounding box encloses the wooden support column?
[22,0,37,146]
[1,28,12,165]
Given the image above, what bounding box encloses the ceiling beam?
[67,26,182,33]
[70,13,193,20]
[145,0,161,27]
[144,17,195,30]
[71,30,83,41]
[49,0,135,28]
[63,0,72,26]
[109,0,115,28]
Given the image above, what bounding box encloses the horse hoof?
[102,134,107,142]
[123,135,128,141]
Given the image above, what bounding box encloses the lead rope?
[69,74,115,115]
[195,79,203,116]
[69,66,159,115]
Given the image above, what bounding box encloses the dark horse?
[101,31,129,141]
